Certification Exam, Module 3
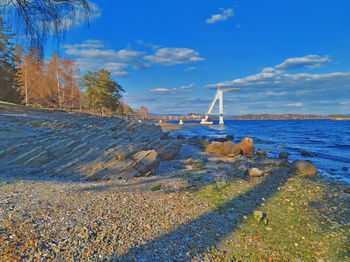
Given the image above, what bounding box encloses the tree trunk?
[24,65,28,106]
[56,71,61,109]
[71,83,74,111]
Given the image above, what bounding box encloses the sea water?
[169,119,350,184]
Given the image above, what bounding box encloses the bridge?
[200,88,240,125]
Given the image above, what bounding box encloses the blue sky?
[47,0,350,115]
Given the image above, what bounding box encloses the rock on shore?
[205,137,255,157]
[290,160,318,177]
[0,110,181,180]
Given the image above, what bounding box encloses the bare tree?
[0,0,91,55]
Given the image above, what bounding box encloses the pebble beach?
[1,102,349,261]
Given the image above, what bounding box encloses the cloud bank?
[64,40,204,76]
[144,48,204,66]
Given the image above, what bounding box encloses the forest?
[0,18,142,116]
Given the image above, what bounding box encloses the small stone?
[226,135,234,140]
[301,151,312,157]
[343,186,350,194]
[279,152,289,159]
[342,167,348,172]
[215,137,227,143]
[249,168,263,177]
[253,210,266,223]
[257,151,267,157]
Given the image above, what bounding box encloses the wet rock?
[342,167,348,172]
[215,137,227,143]
[257,151,267,157]
[205,141,241,157]
[290,160,318,177]
[189,159,205,170]
[201,136,207,141]
[195,139,210,149]
[238,137,255,157]
[301,151,312,157]
[279,152,289,159]
[226,135,234,140]
[258,158,290,167]
[248,168,263,177]
[187,137,210,149]
[160,132,169,139]
[343,186,350,194]
[177,135,185,140]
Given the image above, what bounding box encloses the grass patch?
[151,184,161,191]
[193,176,350,261]
[192,178,262,208]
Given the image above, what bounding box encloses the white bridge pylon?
[201,88,240,125]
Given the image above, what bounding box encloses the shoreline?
[0,103,349,261]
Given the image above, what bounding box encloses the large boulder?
[290,160,317,177]
[205,141,241,157]
[158,140,182,161]
[238,137,255,156]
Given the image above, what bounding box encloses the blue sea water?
[169,119,350,184]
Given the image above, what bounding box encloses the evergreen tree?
[0,18,22,103]
[81,69,124,114]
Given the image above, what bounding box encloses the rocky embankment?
[0,103,349,261]
[0,106,181,181]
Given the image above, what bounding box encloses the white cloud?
[149,86,193,95]
[185,66,197,71]
[104,63,129,77]
[144,48,204,66]
[65,46,148,68]
[63,40,105,49]
[201,55,350,114]
[65,41,205,76]
[275,55,331,70]
[286,102,303,107]
[206,8,235,24]
[136,40,162,50]
[64,41,150,76]
[180,83,194,89]
[149,88,178,95]
[205,70,350,90]
[205,55,346,90]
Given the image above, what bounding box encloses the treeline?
[0,18,148,116]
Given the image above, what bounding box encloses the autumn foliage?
[0,19,132,115]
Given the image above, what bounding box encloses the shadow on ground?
[115,167,293,261]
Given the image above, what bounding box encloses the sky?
[46,0,350,115]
